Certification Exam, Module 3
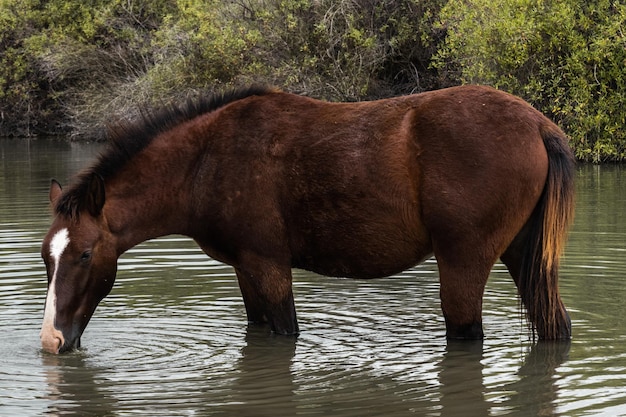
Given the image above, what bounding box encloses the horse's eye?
[80,251,92,262]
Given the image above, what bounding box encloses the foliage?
[435,0,626,162]
[0,0,48,135]
[0,0,444,138]
[0,0,177,136]
[1,0,625,161]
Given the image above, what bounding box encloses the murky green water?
[1,138,625,416]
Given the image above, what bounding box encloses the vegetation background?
[1,0,624,162]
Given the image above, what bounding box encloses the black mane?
[55,85,276,218]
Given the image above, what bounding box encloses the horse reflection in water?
[40,85,575,354]
[437,340,571,416]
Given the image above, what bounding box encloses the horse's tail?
[519,123,575,340]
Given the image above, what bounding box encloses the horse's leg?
[437,264,490,339]
[235,269,268,325]
[434,244,496,340]
[234,259,299,336]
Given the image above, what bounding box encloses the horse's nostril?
[41,336,62,354]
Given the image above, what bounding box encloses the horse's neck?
[104,197,180,256]
[104,149,198,255]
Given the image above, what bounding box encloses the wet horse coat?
[40,85,575,353]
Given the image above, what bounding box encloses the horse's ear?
[49,179,63,204]
[86,174,106,217]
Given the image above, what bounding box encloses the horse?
[40,85,575,354]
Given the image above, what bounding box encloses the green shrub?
[0,0,171,136]
[0,0,47,135]
[6,0,444,138]
[434,0,626,162]
[4,0,624,161]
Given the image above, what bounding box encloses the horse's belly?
[293,234,432,279]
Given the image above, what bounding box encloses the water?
[1,138,625,416]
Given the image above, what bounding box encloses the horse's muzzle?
[41,325,81,354]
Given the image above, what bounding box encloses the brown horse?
[40,85,575,354]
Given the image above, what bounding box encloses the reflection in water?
[438,341,570,417]
[42,352,117,416]
[439,341,489,417]
[505,342,571,417]
[227,326,298,417]
[7,317,574,417]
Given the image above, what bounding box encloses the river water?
[0,138,625,416]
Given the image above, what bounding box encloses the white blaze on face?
[40,228,70,353]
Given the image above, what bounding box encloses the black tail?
[518,123,575,340]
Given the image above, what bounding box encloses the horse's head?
[40,176,118,354]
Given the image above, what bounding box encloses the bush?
[154,0,446,100]
[0,0,52,136]
[434,0,626,162]
[2,0,625,161]
[0,0,172,136]
[0,0,445,139]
